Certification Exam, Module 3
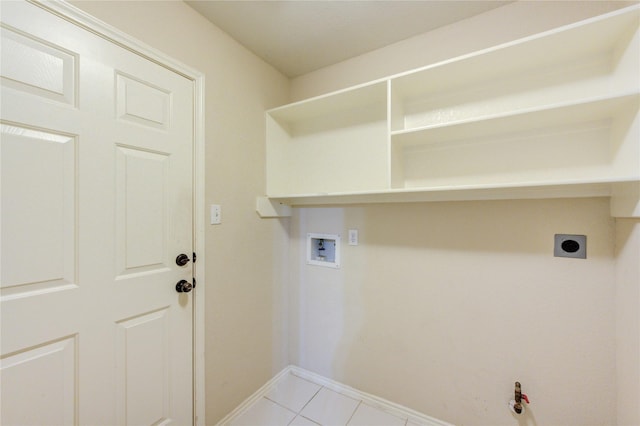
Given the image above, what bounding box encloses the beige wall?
[70,1,290,423]
[288,2,639,425]
[290,199,617,425]
[616,219,640,426]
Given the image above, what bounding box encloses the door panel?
[116,308,171,426]
[0,124,76,297]
[116,146,170,276]
[1,336,77,426]
[0,2,194,425]
[0,24,76,105]
[116,73,171,129]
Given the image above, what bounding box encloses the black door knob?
[175,280,193,293]
[176,253,190,266]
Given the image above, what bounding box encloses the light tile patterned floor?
[228,372,426,426]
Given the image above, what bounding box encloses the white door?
[1,1,195,424]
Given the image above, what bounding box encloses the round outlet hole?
[561,239,580,253]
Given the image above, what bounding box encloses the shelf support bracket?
[256,196,292,218]
[611,182,640,218]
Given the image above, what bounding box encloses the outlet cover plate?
[554,234,586,259]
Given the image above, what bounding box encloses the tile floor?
[227,372,425,426]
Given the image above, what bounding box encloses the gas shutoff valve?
[509,381,529,415]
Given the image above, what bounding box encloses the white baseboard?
[216,365,453,426]
[215,367,293,426]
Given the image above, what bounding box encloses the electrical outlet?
[348,229,358,246]
[554,234,586,259]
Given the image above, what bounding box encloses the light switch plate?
[210,204,221,225]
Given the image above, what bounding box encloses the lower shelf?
[391,93,639,191]
[257,180,640,218]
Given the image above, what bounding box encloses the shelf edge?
[256,196,292,218]
[611,182,640,218]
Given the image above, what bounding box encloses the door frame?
[29,1,207,424]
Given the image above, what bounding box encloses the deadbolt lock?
[176,253,190,266]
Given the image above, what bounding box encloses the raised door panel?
[0,25,76,105]
[0,336,77,426]
[116,309,170,426]
[116,73,171,130]
[0,124,77,298]
[115,146,170,278]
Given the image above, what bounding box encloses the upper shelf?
[391,5,639,101]
[260,5,640,218]
[268,81,387,125]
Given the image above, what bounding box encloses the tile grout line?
[283,384,324,426]
[344,400,363,426]
[299,385,324,414]
[264,395,298,417]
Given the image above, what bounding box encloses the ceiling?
[185,1,510,77]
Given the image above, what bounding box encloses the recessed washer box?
[307,233,341,268]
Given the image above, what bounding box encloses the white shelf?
[391,93,639,189]
[260,5,640,218]
[266,81,389,196]
[266,180,619,205]
[391,93,638,143]
[390,5,639,131]
[269,81,387,124]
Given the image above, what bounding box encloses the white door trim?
[31,1,207,424]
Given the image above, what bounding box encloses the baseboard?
[215,367,293,426]
[216,365,453,426]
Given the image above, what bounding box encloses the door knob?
[175,280,193,293]
[176,253,190,266]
